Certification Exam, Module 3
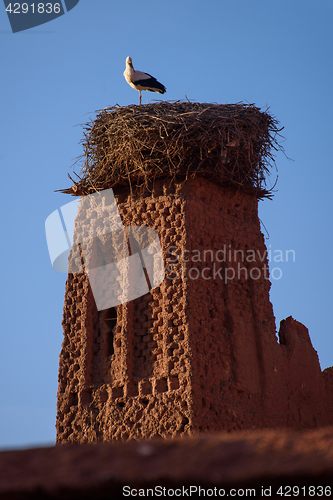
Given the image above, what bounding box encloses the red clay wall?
[56,177,333,444]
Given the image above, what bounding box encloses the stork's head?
[126,56,133,68]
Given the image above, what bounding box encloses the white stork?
[123,56,166,105]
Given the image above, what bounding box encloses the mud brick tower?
[56,102,333,443]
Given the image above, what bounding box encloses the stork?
[123,56,166,105]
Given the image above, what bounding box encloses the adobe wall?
[4,428,333,498]
[56,176,333,444]
[57,178,191,443]
[184,180,332,431]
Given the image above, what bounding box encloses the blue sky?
[1,0,332,449]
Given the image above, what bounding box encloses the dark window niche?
[69,391,78,407]
[101,307,118,357]
[81,389,93,406]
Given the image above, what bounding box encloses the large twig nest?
[60,101,284,199]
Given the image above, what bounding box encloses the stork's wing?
[132,70,154,81]
[133,74,166,94]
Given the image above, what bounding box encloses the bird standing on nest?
[123,56,166,105]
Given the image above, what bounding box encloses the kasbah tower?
[56,102,333,444]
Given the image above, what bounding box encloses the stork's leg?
[139,90,142,105]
